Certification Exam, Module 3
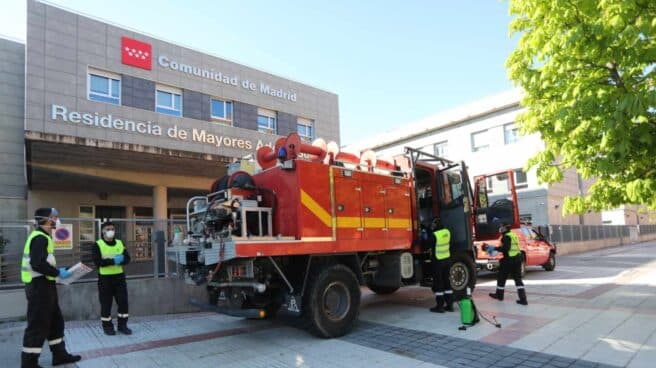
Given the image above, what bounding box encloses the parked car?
[474,225,556,276]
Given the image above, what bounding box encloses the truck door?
[436,165,473,253]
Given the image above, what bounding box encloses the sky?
[0,0,518,146]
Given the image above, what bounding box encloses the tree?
[506,0,656,214]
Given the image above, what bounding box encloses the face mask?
[54,218,62,228]
[104,230,115,239]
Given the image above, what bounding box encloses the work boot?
[429,294,445,313]
[117,317,133,335]
[102,320,116,336]
[51,341,81,366]
[489,288,504,301]
[516,288,528,306]
[444,292,454,312]
[21,352,43,368]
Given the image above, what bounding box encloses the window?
[297,117,314,142]
[433,141,448,158]
[514,168,528,189]
[471,130,489,152]
[257,108,277,134]
[486,177,494,193]
[156,86,182,116]
[504,123,520,145]
[210,98,233,123]
[88,69,120,105]
[78,206,95,242]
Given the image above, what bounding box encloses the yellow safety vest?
[21,230,57,283]
[507,231,520,257]
[97,239,125,275]
[433,228,451,260]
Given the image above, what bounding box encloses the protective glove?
[114,254,124,265]
[58,267,73,279]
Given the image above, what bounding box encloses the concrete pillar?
[153,185,167,233]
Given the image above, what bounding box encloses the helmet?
[34,208,58,225]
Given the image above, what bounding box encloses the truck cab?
[406,148,477,299]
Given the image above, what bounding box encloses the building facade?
[346,90,604,227]
[0,0,339,253]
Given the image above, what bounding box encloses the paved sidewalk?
[1,241,654,367]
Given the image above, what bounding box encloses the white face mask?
[104,230,115,239]
[54,218,62,228]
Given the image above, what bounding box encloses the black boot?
[489,288,504,301]
[51,341,81,366]
[444,292,454,312]
[117,317,132,335]
[102,320,116,336]
[429,294,445,313]
[21,352,43,368]
[516,288,528,305]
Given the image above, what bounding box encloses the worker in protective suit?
[21,208,82,368]
[488,223,528,305]
[430,218,454,313]
[93,221,132,335]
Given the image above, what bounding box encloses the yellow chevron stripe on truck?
[301,190,411,230]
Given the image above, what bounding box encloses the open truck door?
[472,170,520,242]
[406,148,476,300]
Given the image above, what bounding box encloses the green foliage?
[507,0,656,213]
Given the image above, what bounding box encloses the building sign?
[50,104,274,152]
[118,36,297,102]
[121,37,152,70]
[157,56,297,102]
[52,224,73,250]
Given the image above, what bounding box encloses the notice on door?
[52,224,74,250]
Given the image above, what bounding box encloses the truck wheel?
[449,254,476,301]
[542,252,556,271]
[367,284,400,295]
[303,264,361,338]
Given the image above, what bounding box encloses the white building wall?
[373,106,547,196]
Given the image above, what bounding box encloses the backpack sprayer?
[458,288,502,331]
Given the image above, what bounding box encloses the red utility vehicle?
[471,170,557,276]
[169,133,479,337]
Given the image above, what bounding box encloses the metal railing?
[0,218,186,290]
[537,224,656,243]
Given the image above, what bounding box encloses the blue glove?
[114,254,124,265]
[58,267,73,279]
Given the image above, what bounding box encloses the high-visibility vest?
[506,231,520,257]
[21,230,57,283]
[433,228,451,260]
[97,239,125,275]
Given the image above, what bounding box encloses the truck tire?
[542,252,556,271]
[303,264,361,338]
[367,284,400,295]
[449,254,476,301]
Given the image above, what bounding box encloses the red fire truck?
[169,133,478,337]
